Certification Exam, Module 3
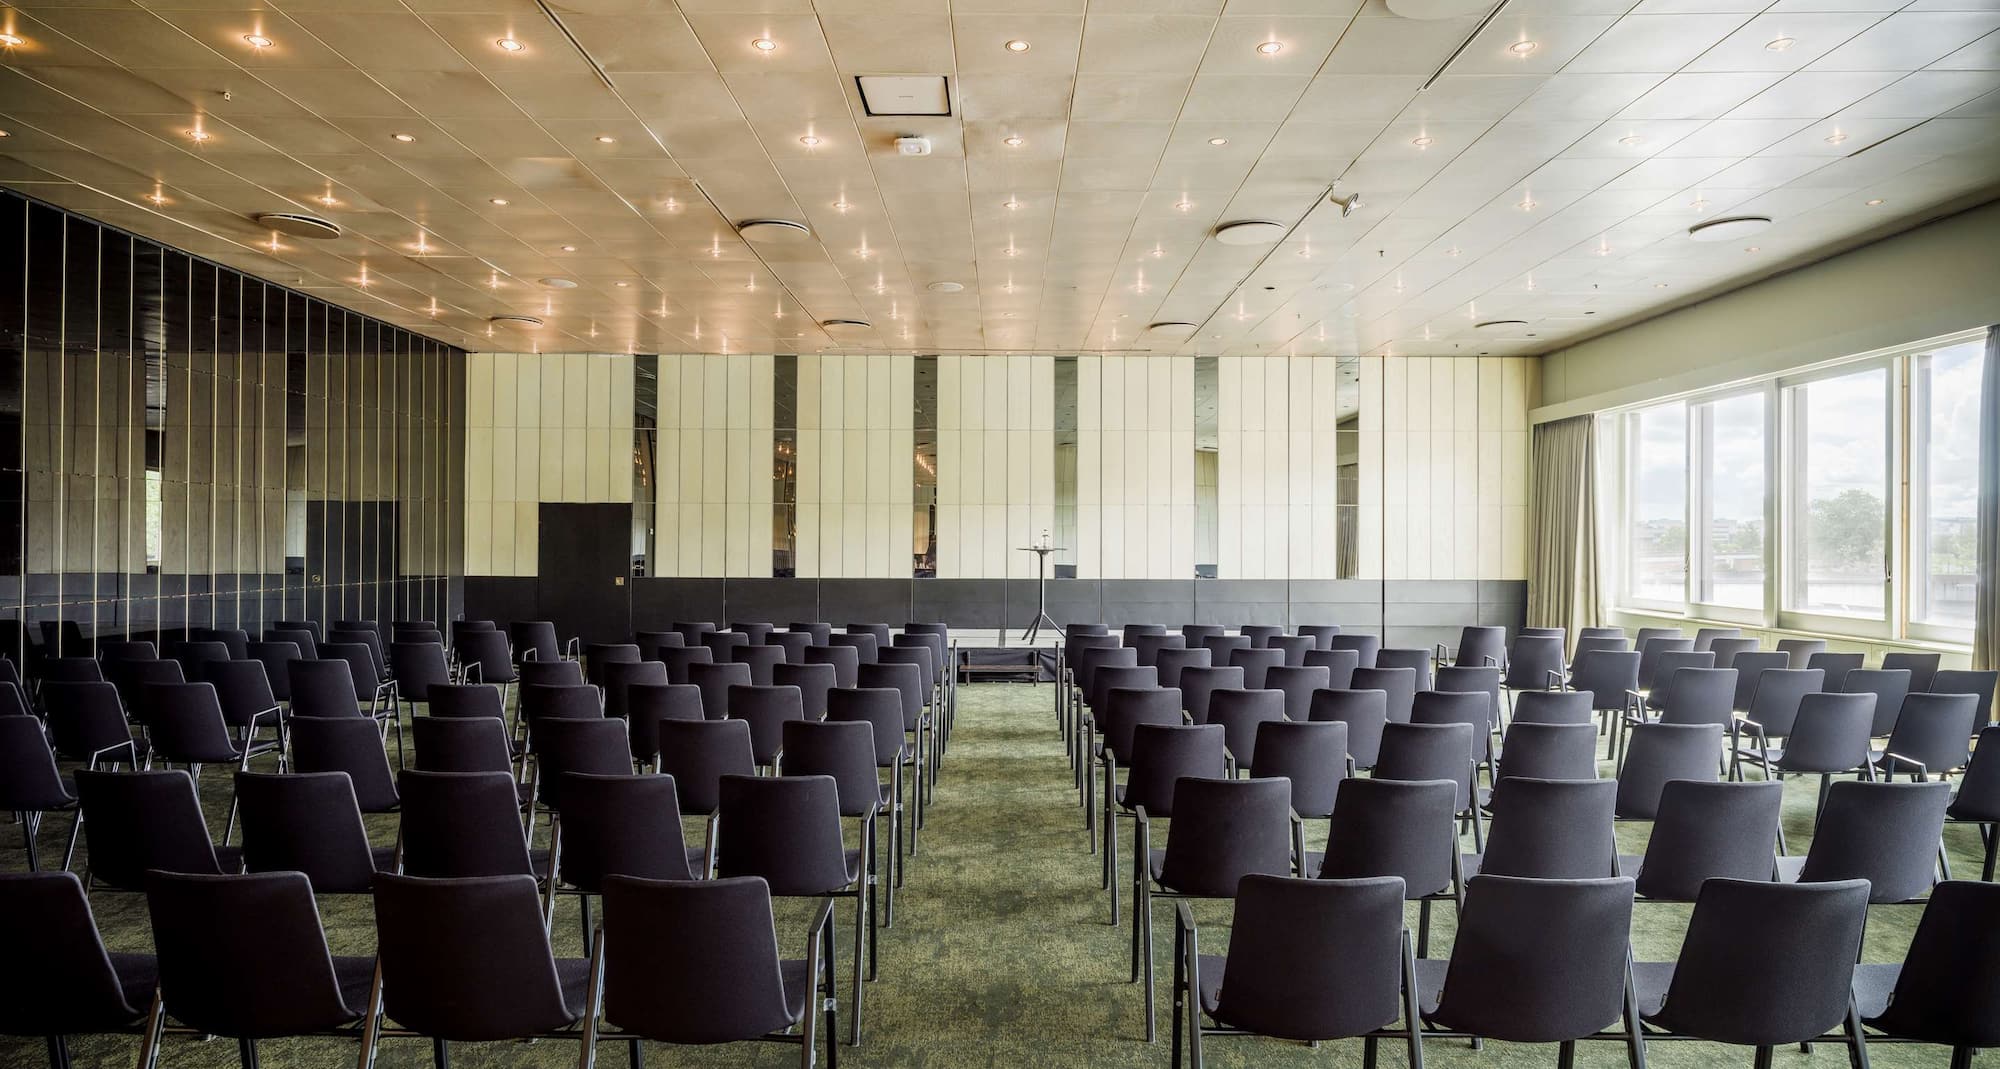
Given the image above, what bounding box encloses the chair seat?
[109,952,160,1023]
[552,956,592,1025]
[877,783,895,810]
[1459,852,1483,879]
[1850,962,1900,1022]
[215,845,245,873]
[329,956,377,1025]
[1772,855,1807,883]
[778,957,813,1027]
[1631,960,1676,1018]
[1414,958,1448,1018]
[1616,854,1643,879]
[1196,954,1228,1016]
[368,845,399,874]
[530,848,555,881]
[1947,803,2000,824]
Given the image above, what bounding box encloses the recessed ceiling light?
[1824,130,1848,145]
[1412,135,1435,147]
[751,37,777,51]
[1690,197,1711,211]
[391,133,416,143]
[1208,137,1228,146]
[1744,246,1760,252]
[0,129,8,137]
[1445,246,1461,257]
[1003,135,1024,147]
[595,135,616,144]
[1654,282,1670,288]
[1175,198,1193,212]
[243,33,273,48]
[1004,39,1031,52]
[927,281,965,293]
[1508,40,1538,56]
[147,190,168,205]
[1003,198,1020,210]
[539,277,577,289]
[615,281,630,287]
[560,245,577,252]
[1865,198,1884,206]
[799,135,821,146]
[1213,220,1287,246]
[1765,35,1795,52]
[0,33,24,47]
[489,197,509,206]
[496,36,525,52]
[187,129,211,143]
[1517,196,1537,210]
[1618,134,1644,146]
[833,198,850,212]
[1255,40,1283,55]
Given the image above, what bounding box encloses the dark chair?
[1107,724,1227,925]
[1375,648,1434,691]
[1177,666,1244,726]
[327,628,389,688]
[286,656,366,720]
[1153,646,1211,692]
[1566,648,1641,743]
[1634,878,1870,1063]
[547,772,701,955]
[587,875,834,1068]
[510,620,571,664]
[1262,664,1327,721]
[1619,665,1735,766]
[409,715,517,784]
[1728,651,1792,713]
[688,661,752,720]
[658,646,716,687]
[265,629,319,665]
[199,660,284,759]
[1775,780,1949,902]
[828,687,911,894]
[362,872,589,1066]
[773,661,837,721]
[848,623,894,648]
[600,658,666,724]
[1236,624,1281,649]
[1727,667,1825,774]
[1269,634,1316,668]
[1200,634,1251,665]
[1705,636,1760,670]
[626,683,704,765]
[232,771,392,894]
[455,629,517,706]
[1351,666,1417,723]
[1412,690,1494,772]
[671,622,719,647]
[73,769,239,893]
[1806,651,1865,692]
[805,644,860,689]
[790,622,834,645]
[519,658,586,691]
[1133,776,1292,1041]
[164,641,230,680]
[1091,687,1185,846]
[144,682,276,842]
[1753,691,1879,811]
[41,681,146,770]
[449,619,497,649]
[730,683,806,771]
[767,630,813,665]
[1614,722,1721,821]
[397,770,550,891]
[289,715,401,815]
[1180,624,1224,646]
[1690,626,1741,653]
[829,632,880,665]
[1207,689,1285,773]
[1441,625,1506,669]
[1638,650,1717,711]
[1310,688,1389,769]
[1297,624,1341,648]
[859,660,931,823]
[1312,776,1466,956]
[110,660,185,726]
[1468,777,1618,880]
[1302,648,1360,689]
[1854,880,2000,1066]
[1249,719,1346,819]
[1625,780,1782,902]
[98,640,158,664]
[1504,635,1568,699]
[655,719,756,816]
[1494,722,1599,788]
[1844,668,1913,738]
[139,870,370,1064]
[1776,637,1826,669]
[424,682,506,720]
[1131,632,1186,668]
[0,870,154,1065]
[713,774,869,1042]
[0,715,78,871]
[1375,722,1482,851]
[1877,692,1980,781]
[732,643,787,687]
[1928,668,1997,726]
[1634,636,1696,691]
[781,718,893,991]
[1882,652,1942,692]
[1946,726,2000,880]
[633,630,684,661]
[583,644,641,690]
[1174,874,1419,1069]
[1509,689,1593,725]
[1326,634,1381,669]
[1419,875,1641,1063]
[1630,626,1682,652]
[531,718,632,814]
[388,641,452,725]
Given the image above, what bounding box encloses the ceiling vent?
[857,75,951,117]
[1213,220,1288,246]
[253,212,340,239]
[1473,319,1529,331]
[820,319,873,338]
[1147,322,1200,338]
[926,281,966,293]
[539,277,579,289]
[489,314,544,329]
[736,219,812,244]
[1687,215,1773,242]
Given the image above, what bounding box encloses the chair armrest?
[463,660,483,684]
[1545,669,1564,691]
[1433,643,1450,666]
[703,812,720,878]
[1175,900,1197,937]
[1224,751,1237,777]
[1483,655,1498,668]
[563,637,581,660]
[804,897,837,942]
[1881,752,1928,779]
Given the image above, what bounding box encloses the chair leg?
[1982,824,1997,882]
[1107,808,1119,925]
[1753,1046,1774,1069]
[62,809,83,872]
[580,893,593,958]
[20,812,38,872]
[822,919,839,1069]
[1844,999,1870,1069]
[238,1037,259,1069]
[1557,1040,1576,1069]
[866,818,879,979]
[850,890,865,1047]
[45,1034,70,1069]
[628,1038,642,1069]
[1417,899,1432,958]
[431,1038,448,1069]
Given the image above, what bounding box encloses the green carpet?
[2,683,1986,1068]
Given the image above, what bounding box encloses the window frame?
[1688,384,1774,626]
[1776,356,1898,639]
[1905,337,1983,645]
[1617,400,1691,614]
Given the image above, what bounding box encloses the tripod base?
[1020,612,1063,644]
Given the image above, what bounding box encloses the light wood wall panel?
[796,353,911,578]
[937,355,1054,579]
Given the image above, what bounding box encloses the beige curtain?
[1974,326,1999,676]
[1528,415,1601,645]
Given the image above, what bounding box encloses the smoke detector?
[895,136,932,156]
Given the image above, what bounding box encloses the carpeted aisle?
[2,682,1981,1067]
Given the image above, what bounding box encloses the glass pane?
[773,354,797,578]
[632,354,657,577]
[1193,355,1218,578]
[1914,340,1982,627]
[912,355,937,578]
[1627,403,1686,603]
[1052,356,1076,578]
[1790,368,1887,617]
[1697,392,1764,610]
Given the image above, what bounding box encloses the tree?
[1807,489,1883,571]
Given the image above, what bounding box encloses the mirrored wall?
[0,191,464,660]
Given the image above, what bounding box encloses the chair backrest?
[1504,635,1567,690]
[43,656,107,686]
[655,719,756,814]
[1881,692,1980,778]
[1613,722,1720,819]
[1153,646,1211,691]
[1308,688,1388,768]
[658,646,716,687]
[1705,636,1760,670]
[244,641,302,701]
[1691,626,1742,652]
[1065,631,1117,675]
[803,644,860,688]
[780,719,881,818]
[1843,667,1912,736]
[1775,638,1826,669]
[1740,668,1825,737]
[1297,624,1341,648]
[423,682,503,721]
[1236,624,1281,648]
[1799,780,1950,903]
[1774,691,1876,775]
[715,774,852,895]
[390,641,452,702]
[0,871,145,1033]
[289,715,400,813]
[1496,722,1599,785]
[1882,652,1941,692]
[145,870,360,1037]
[1207,688,1286,769]
[1348,666,1416,723]
[1156,777,1293,897]
[1249,719,1346,818]
[848,623,893,647]
[74,769,226,889]
[1634,636,1696,690]
[534,717,633,809]
[411,714,514,774]
[113,660,184,724]
[1178,624,1222,646]
[1656,667,1737,729]
[1578,626,1625,642]
[828,632,879,664]
[771,662,837,720]
[1631,626,1682,650]
[553,773,693,888]
[41,680,137,765]
[522,684,604,732]
[688,661,752,720]
[201,659,279,730]
[372,872,580,1040]
[1091,663,1160,716]
[878,645,936,698]
[790,622,834,645]
[510,621,561,665]
[1177,665,1244,725]
[602,659,668,724]
[672,622,720,646]
[143,682,241,765]
[1805,651,1865,691]
[266,628,319,661]
[323,639,382,691]
[0,714,73,811]
[634,630,685,661]
[397,769,536,877]
[1122,724,1227,816]
[1373,647,1434,690]
[288,657,361,718]
[1569,636,1628,664]
[826,686,906,768]
[1568,649,1641,713]
[728,683,805,766]
[1929,668,1997,726]
[599,875,794,1044]
[1412,689,1493,760]
[1479,778,1618,879]
[1634,780,1782,902]
[856,661,924,731]
[234,771,380,894]
[1863,880,2000,1049]
[1315,776,1459,897]
[1263,664,1329,720]
[1453,626,1507,668]
[1201,634,1251,664]
[1269,635,1316,667]
[1213,875,1408,1042]
[1947,725,2000,823]
[1510,689,1593,725]
[1076,645,1138,705]
[1429,875,1635,1043]
[1099,686,1184,765]
[520,654,586,690]
[1301,648,1359,689]
[1728,651,1791,712]
[1374,721,1475,813]
[731,644,787,687]
[584,644,643,690]
[457,630,516,685]
[1650,878,1870,1045]
[1324,634,1381,668]
[98,639,157,663]
[1130,632,1186,668]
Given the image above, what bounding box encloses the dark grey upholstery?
[1310,688,1389,769]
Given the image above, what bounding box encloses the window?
[1911,339,1983,632]
[1786,366,1889,619]
[1625,402,1687,605]
[1695,392,1766,612]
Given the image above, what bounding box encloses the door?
[537,503,632,644]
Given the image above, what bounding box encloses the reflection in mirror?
[1336,357,1362,579]
[632,354,658,577]
[1052,356,1077,578]
[773,354,798,577]
[913,355,937,577]
[1194,355,1219,578]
